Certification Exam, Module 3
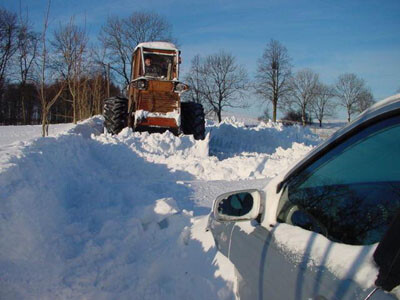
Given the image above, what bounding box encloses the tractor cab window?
[144,53,174,79]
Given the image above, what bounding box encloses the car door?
[227,114,400,299]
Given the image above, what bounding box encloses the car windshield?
[143,53,175,79]
[278,115,400,245]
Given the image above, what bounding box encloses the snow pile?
[97,127,314,182]
[0,129,230,299]
[208,118,320,159]
[66,116,104,138]
[134,110,181,126]
[0,116,320,299]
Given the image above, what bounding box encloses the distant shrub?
[282,110,312,125]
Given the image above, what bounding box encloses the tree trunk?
[73,90,77,124]
[41,108,47,137]
[272,100,277,122]
[20,83,27,124]
[217,109,222,123]
[302,108,306,126]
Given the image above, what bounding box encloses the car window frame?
[276,112,400,245]
[276,107,400,194]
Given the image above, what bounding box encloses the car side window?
[277,115,400,245]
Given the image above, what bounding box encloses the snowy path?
[0,117,319,300]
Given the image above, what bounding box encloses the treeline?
[0,4,173,135]
[184,40,377,126]
[0,3,388,134]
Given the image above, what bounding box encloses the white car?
[208,94,400,299]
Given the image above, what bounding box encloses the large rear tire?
[181,102,206,140]
[103,96,128,135]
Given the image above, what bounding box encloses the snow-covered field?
[0,117,320,299]
[0,123,76,146]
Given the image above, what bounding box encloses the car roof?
[277,93,400,192]
[135,42,178,52]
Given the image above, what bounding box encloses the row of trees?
[184,39,376,126]
[1,4,387,133]
[0,4,173,135]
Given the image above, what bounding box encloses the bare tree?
[255,39,292,122]
[311,83,335,127]
[92,45,111,98]
[99,12,174,86]
[284,69,319,126]
[187,51,248,123]
[335,73,366,122]
[183,55,209,110]
[35,0,65,137]
[0,8,18,90]
[15,8,39,124]
[355,88,375,114]
[52,17,88,123]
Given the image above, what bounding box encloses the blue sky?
[3,0,400,118]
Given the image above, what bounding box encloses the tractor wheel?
[103,96,128,135]
[181,102,206,140]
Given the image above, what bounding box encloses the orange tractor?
[103,42,205,140]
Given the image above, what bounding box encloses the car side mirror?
[213,189,263,222]
[373,209,400,292]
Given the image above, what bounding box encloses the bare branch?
[0,8,19,87]
[283,69,319,126]
[255,39,292,122]
[99,12,174,86]
[310,83,336,127]
[334,73,366,122]
[184,51,248,122]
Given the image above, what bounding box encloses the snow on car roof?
[135,42,178,51]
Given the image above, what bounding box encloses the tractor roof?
[135,42,178,52]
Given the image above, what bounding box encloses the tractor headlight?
[132,79,148,90]
[174,82,189,93]
[137,79,147,90]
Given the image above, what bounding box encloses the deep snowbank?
[0,125,229,299]
[208,117,319,159]
[0,116,318,299]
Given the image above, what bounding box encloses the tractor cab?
[143,51,175,79]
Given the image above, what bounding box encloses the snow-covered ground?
[309,120,346,139]
[0,123,76,146]
[0,117,320,299]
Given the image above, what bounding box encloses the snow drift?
[208,117,319,159]
[0,116,318,299]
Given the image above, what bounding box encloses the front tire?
[181,102,206,140]
[103,96,128,135]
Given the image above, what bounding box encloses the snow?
[135,109,181,126]
[208,117,319,159]
[1,112,392,299]
[273,223,378,289]
[135,42,178,51]
[0,123,75,146]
